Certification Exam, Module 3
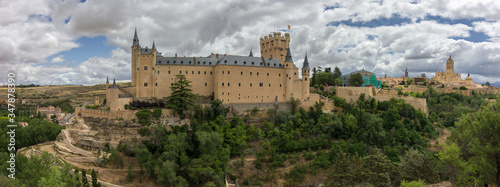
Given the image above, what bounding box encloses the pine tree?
[166,74,197,119]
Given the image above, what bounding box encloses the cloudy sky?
[1,0,499,87]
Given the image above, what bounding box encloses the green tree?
[407,78,413,85]
[166,74,197,119]
[443,100,500,186]
[363,150,392,187]
[156,160,177,187]
[485,81,491,86]
[333,66,342,79]
[349,73,364,87]
[38,166,67,187]
[399,149,439,184]
[91,169,101,187]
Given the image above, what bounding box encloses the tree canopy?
[166,74,197,118]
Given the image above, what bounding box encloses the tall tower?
[446,55,454,74]
[105,76,109,107]
[302,53,310,100]
[131,28,140,87]
[284,48,294,100]
[260,32,290,63]
[405,67,408,77]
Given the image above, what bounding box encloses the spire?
[106,76,109,83]
[406,67,408,72]
[285,47,293,62]
[468,72,470,77]
[132,28,140,46]
[248,49,253,57]
[112,78,117,88]
[302,53,309,69]
[152,41,156,50]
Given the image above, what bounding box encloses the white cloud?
[51,55,64,63]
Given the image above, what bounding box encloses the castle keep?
[103,29,319,118]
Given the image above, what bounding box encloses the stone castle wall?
[75,107,110,119]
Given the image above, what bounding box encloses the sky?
[1,0,499,87]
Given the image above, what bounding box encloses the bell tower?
[446,55,454,74]
[302,53,310,100]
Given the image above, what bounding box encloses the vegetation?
[39,98,74,113]
[349,73,364,87]
[125,100,165,110]
[166,74,197,119]
[311,66,342,86]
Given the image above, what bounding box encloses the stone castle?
[102,29,320,118]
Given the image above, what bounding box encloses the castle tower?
[284,48,294,100]
[248,49,253,57]
[260,32,290,64]
[302,53,310,100]
[131,28,140,87]
[446,55,454,74]
[105,76,109,107]
[405,67,408,77]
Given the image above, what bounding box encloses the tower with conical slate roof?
[302,53,310,99]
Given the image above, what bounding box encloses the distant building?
[432,56,463,83]
[340,70,382,88]
[37,106,62,118]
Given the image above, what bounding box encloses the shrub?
[400,180,426,187]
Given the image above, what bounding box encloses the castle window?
[267,73,269,76]
[222,83,224,86]
[259,83,263,87]
[158,71,160,74]
[239,83,241,86]
[205,83,207,86]
[186,71,188,74]
[241,71,243,75]
[222,92,224,95]
[198,61,200,64]
[167,61,170,63]
[279,64,282,67]
[294,72,297,75]
[228,92,230,95]
[234,61,237,64]
[257,72,259,75]
[250,83,252,87]
[159,61,161,63]
[210,71,212,75]
[137,68,139,70]
[279,73,281,76]
[269,84,271,87]
[244,61,246,64]
[144,66,148,70]
[260,63,263,66]
[209,62,212,64]
[305,77,308,81]
[204,71,206,75]
[156,83,158,86]
[286,74,288,77]
[222,71,224,74]
[168,71,171,74]
[171,83,173,86]
[192,71,194,74]
[286,64,288,67]
[224,60,227,63]
[144,82,148,87]
[189,61,192,64]
[250,72,252,75]
[280,84,282,87]
[174,61,176,63]
[228,71,230,74]
[252,62,254,65]
[181,61,184,64]
[203,61,206,64]
[198,71,200,74]
[179,71,182,74]
[267,63,270,66]
[274,64,276,67]
[228,83,230,87]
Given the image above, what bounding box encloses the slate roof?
[156,53,285,68]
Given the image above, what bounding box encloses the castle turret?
[302,53,310,100]
[248,49,253,57]
[260,32,290,63]
[105,76,110,107]
[405,67,408,77]
[131,29,140,87]
[284,47,294,100]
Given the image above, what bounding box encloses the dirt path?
[428,128,451,151]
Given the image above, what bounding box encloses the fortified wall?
[335,87,428,115]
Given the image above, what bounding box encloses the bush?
[459,86,468,90]
[400,180,426,187]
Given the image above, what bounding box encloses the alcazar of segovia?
[104,29,321,117]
